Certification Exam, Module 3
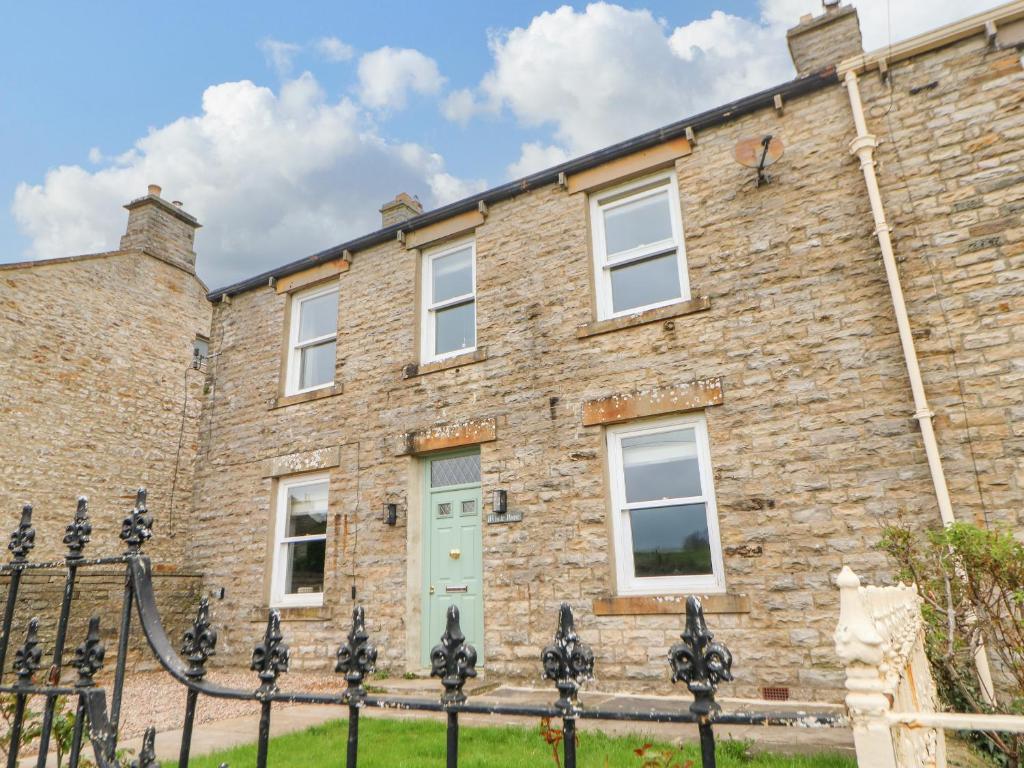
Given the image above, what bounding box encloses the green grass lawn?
[169,717,856,768]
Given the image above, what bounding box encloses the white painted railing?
[834,566,945,767]
[834,567,1024,767]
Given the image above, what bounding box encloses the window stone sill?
[576,296,711,339]
[403,348,488,379]
[250,605,332,622]
[593,593,749,616]
[270,384,344,410]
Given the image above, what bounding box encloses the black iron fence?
[0,491,843,767]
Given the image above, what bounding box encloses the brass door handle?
[429,585,435,594]
[449,548,461,560]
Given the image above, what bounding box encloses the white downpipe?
[842,69,996,706]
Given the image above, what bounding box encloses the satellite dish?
[733,135,784,187]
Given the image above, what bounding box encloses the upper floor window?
[421,238,476,363]
[589,171,688,319]
[606,414,724,595]
[271,474,329,608]
[286,284,338,395]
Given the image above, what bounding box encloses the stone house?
[0,186,210,646]
[3,2,1023,701]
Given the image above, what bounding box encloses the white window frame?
[420,237,477,364]
[285,283,338,396]
[606,413,725,596]
[270,473,329,608]
[589,170,689,320]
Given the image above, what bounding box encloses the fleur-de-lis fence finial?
[182,598,217,679]
[71,615,106,687]
[8,504,35,563]
[251,610,289,695]
[120,488,153,554]
[130,727,158,768]
[336,606,377,704]
[13,618,42,685]
[541,603,594,713]
[430,605,477,705]
[668,596,733,716]
[64,496,92,561]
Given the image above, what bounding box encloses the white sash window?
[590,171,689,320]
[606,414,725,595]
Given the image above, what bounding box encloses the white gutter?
[842,68,996,706]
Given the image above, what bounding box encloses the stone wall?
[0,190,211,568]
[857,36,1024,532]
[189,23,1022,700]
[0,569,203,671]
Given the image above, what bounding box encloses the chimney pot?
[148,184,162,197]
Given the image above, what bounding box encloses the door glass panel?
[283,539,326,594]
[434,301,475,355]
[286,481,328,536]
[297,291,338,342]
[430,454,481,487]
[628,503,712,577]
[603,190,673,257]
[437,502,452,518]
[621,428,701,503]
[461,500,476,516]
[609,252,680,313]
[299,340,336,389]
[431,246,473,303]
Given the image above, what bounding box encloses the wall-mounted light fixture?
[492,489,508,516]
[384,503,398,526]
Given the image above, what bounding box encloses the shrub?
[880,522,1024,766]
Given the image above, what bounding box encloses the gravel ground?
[115,669,343,738]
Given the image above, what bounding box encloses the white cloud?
[507,142,570,179]
[87,147,104,164]
[452,0,990,157]
[315,36,355,62]
[259,38,302,77]
[12,73,480,288]
[357,47,445,110]
[440,88,481,126]
[476,4,790,156]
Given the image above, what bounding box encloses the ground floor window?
[271,473,328,607]
[606,413,725,595]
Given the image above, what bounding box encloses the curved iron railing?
[0,491,844,767]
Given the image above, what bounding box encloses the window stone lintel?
[396,416,499,456]
[582,377,723,427]
[262,446,341,478]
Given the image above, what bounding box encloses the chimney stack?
[380,193,423,228]
[786,3,863,76]
[119,185,201,272]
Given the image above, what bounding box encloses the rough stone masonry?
[2,3,1022,702]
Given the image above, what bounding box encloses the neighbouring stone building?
[2,2,1023,702]
[0,186,210,654]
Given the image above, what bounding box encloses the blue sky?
[1,0,991,288]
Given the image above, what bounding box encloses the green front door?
[423,450,484,665]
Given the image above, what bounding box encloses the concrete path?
[21,683,855,765]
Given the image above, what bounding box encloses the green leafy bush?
[881,522,1024,766]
